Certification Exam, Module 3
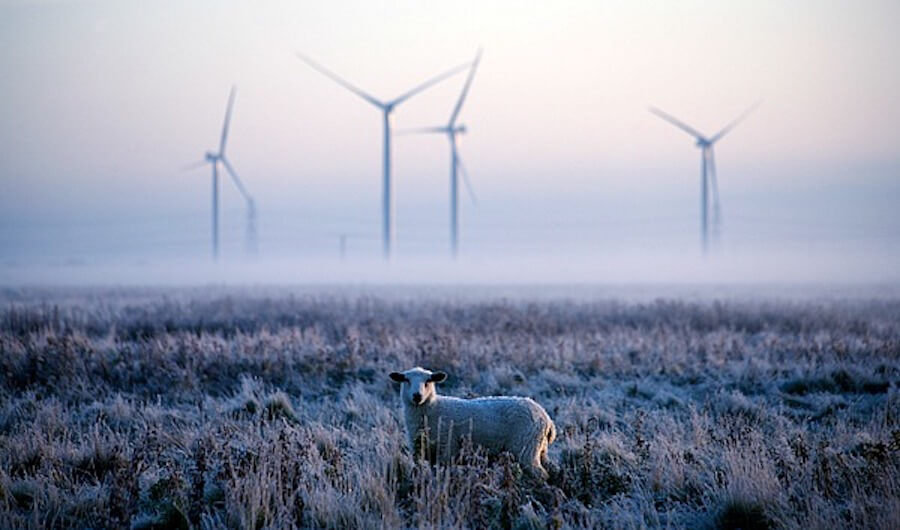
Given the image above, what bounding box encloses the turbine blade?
[182,159,209,171]
[296,52,385,109]
[390,59,472,107]
[220,86,236,154]
[456,154,478,206]
[710,99,763,143]
[448,48,482,126]
[221,157,252,201]
[648,106,706,141]
[394,126,448,135]
[707,148,721,231]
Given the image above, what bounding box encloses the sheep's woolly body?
[392,368,556,479]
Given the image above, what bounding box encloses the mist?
[1,0,899,286]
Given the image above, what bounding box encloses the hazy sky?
[1,0,899,270]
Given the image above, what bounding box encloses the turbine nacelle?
[696,138,711,148]
[205,152,218,162]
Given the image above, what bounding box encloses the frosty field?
[0,287,898,529]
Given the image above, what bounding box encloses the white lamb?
[389,367,557,479]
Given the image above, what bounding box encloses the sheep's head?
[389,367,447,407]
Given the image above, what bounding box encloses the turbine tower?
[399,49,482,258]
[648,101,761,253]
[185,86,257,259]
[296,53,472,259]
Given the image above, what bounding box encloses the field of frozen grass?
[0,286,898,529]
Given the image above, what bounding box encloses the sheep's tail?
[547,419,557,445]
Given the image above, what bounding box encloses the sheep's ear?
[389,372,407,383]
[429,371,448,384]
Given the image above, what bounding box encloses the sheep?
[389,367,557,479]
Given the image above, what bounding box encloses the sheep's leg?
[437,417,456,464]
[414,429,436,464]
[516,420,555,480]
[518,438,549,480]
[539,422,552,466]
[413,431,426,461]
[526,454,549,480]
[538,421,555,475]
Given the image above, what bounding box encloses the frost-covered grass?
[0,287,898,529]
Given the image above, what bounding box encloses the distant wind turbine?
[649,101,761,253]
[399,49,482,258]
[296,52,473,259]
[185,86,257,259]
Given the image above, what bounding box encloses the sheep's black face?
[390,368,447,408]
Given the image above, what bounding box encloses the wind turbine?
[649,101,761,253]
[185,86,257,259]
[399,49,482,258]
[296,52,472,259]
